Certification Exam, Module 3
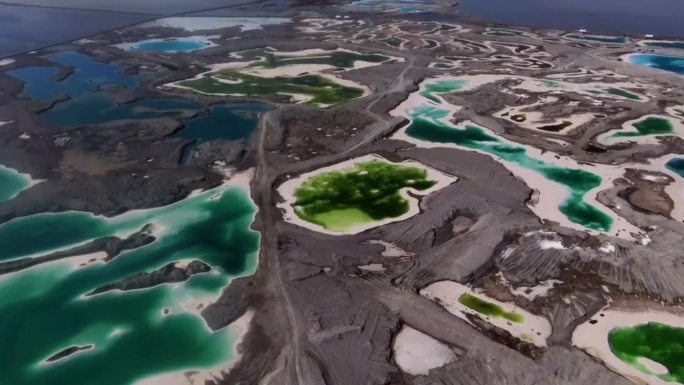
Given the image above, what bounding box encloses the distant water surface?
[0,4,149,57]
[459,0,684,37]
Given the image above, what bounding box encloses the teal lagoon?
[116,37,215,53]
[349,0,431,13]
[642,40,684,50]
[0,182,260,385]
[666,158,684,178]
[399,79,618,232]
[0,166,35,203]
[626,53,684,76]
[566,34,628,44]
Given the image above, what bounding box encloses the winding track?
[253,48,418,385]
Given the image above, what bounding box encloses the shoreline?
[275,154,457,235]
[389,77,646,240]
[135,310,255,385]
[420,280,552,347]
[573,308,684,385]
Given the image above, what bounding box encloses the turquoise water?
[421,79,468,103]
[7,51,138,102]
[0,165,34,203]
[349,0,430,12]
[666,158,684,178]
[643,40,684,50]
[119,37,213,53]
[402,79,614,231]
[0,184,260,385]
[484,29,524,36]
[565,34,628,44]
[627,54,684,76]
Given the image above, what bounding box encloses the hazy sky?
[1,0,247,14]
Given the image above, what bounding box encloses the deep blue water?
[176,103,270,164]
[667,158,684,178]
[627,54,684,75]
[6,51,212,127]
[177,104,270,142]
[43,94,201,127]
[119,37,213,53]
[7,51,138,101]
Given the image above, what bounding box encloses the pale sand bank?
[495,96,596,134]
[573,309,684,385]
[420,280,552,346]
[393,325,458,375]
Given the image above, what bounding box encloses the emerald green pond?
[401,81,614,232]
[0,184,260,385]
[459,293,524,323]
[605,87,642,101]
[0,165,34,203]
[293,160,436,231]
[264,50,390,69]
[178,70,364,107]
[614,116,674,138]
[609,323,684,382]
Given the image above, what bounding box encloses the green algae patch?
[541,80,563,88]
[606,87,641,101]
[458,293,524,323]
[609,322,684,382]
[614,116,674,137]
[264,51,390,69]
[293,160,437,231]
[171,49,396,107]
[177,70,363,107]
